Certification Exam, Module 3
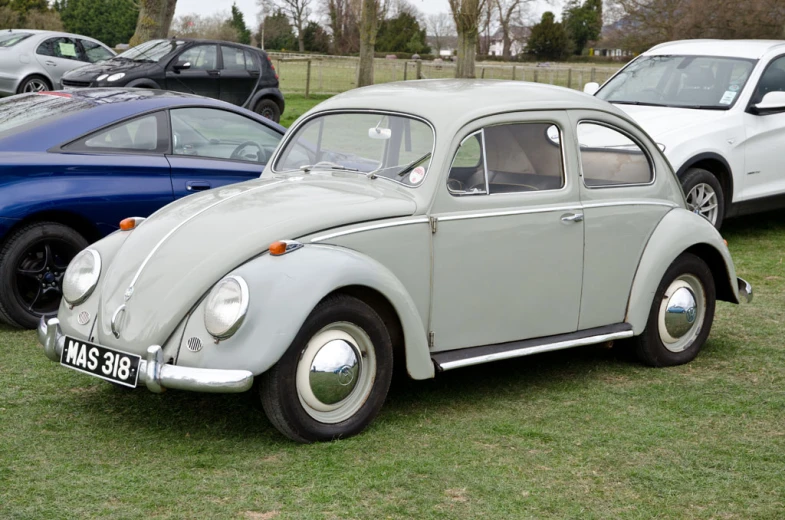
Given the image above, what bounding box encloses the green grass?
[1,212,784,519]
[280,94,331,128]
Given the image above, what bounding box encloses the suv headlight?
[204,276,249,340]
[62,249,101,306]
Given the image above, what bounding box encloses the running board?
[432,323,634,372]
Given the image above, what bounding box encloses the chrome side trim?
[437,205,580,222]
[125,181,285,299]
[310,217,430,243]
[436,329,634,371]
[581,200,677,209]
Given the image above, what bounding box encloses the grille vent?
[77,311,90,325]
[186,337,203,352]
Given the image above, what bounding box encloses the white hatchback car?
[585,40,785,229]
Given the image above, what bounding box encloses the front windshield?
[117,39,185,62]
[0,32,32,47]
[274,112,435,187]
[598,55,756,109]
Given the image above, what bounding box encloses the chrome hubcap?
[686,182,719,224]
[658,274,705,353]
[23,80,48,92]
[296,322,376,423]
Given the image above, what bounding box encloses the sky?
[173,0,563,27]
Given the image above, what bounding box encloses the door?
[167,107,283,198]
[165,44,220,98]
[429,114,584,352]
[35,37,87,87]
[219,46,259,106]
[741,55,785,201]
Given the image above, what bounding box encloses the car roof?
[313,79,629,127]
[2,28,106,42]
[164,37,263,52]
[645,39,785,59]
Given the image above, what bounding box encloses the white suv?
[585,40,785,229]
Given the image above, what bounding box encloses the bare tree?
[325,0,361,54]
[426,13,455,54]
[449,0,487,77]
[274,0,313,51]
[130,0,178,46]
[170,12,241,41]
[495,0,531,60]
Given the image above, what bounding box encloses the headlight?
[62,249,101,306]
[204,276,249,340]
[96,74,108,81]
[107,73,125,82]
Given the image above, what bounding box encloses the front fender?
[626,208,739,335]
[176,244,434,380]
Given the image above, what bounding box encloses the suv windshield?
[0,32,32,47]
[117,39,185,62]
[274,112,435,187]
[598,55,756,109]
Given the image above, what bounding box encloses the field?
[1,206,784,518]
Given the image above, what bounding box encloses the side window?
[447,131,486,195]
[37,37,80,61]
[65,113,168,153]
[170,108,281,163]
[752,56,785,105]
[447,123,565,195]
[244,50,260,72]
[177,45,217,70]
[79,39,113,63]
[577,122,652,187]
[221,46,246,71]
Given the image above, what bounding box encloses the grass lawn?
[1,211,784,518]
[279,94,332,128]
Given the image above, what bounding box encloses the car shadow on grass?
[721,209,785,240]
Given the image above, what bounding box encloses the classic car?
[585,39,785,229]
[38,80,752,443]
[0,88,285,329]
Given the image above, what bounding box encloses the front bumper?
[737,277,753,304]
[38,318,254,394]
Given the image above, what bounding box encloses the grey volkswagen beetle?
[38,80,752,443]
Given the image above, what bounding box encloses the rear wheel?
[0,222,88,329]
[682,168,724,229]
[632,253,716,367]
[17,75,51,94]
[259,294,393,442]
[254,98,281,123]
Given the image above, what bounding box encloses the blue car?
[0,88,285,328]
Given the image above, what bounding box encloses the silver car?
[0,29,115,95]
[37,80,752,443]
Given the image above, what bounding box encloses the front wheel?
[632,253,716,367]
[259,294,393,442]
[682,168,724,229]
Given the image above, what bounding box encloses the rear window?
[0,32,32,47]
[0,93,94,137]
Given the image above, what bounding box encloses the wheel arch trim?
[676,152,734,210]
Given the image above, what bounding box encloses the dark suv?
[60,38,284,122]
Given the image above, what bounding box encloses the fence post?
[404,61,408,81]
[305,59,312,98]
[533,69,538,83]
[480,67,485,79]
[567,68,572,89]
[318,60,323,91]
[591,67,596,82]
[578,70,583,90]
[416,60,422,80]
[512,65,516,80]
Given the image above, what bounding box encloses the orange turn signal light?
[119,217,144,231]
[724,239,728,246]
[269,240,304,256]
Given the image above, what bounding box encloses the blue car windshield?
[0,32,32,47]
[117,39,185,62]
[0,93,94,138]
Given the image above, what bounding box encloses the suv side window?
[79,39,113,63]
[221,46,246,71]
[37,37,81,61]
[65,113,168,153]
[447,123,565,195]
[752,55,785,105]
[177,45,218,70]
[577,122,652,187]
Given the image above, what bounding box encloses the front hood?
[95,175,417,351]
[612,104,729,142]
[63,59,156,80]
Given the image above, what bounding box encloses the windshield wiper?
[299,164,359,173]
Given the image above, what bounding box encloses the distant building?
[426,35,458,58]
[488,26,529,58]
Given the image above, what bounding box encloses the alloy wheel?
[686,182,719,225]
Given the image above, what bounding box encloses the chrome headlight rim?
[204,275,249,340]
[62,249,101,306]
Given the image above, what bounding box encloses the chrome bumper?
[38,318,254,394]
[737,277,753,304]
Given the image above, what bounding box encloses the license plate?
[60,336,141,388]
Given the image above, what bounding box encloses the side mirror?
[583,82,600,95]
[752,91,785,115]
[172,61,191,72]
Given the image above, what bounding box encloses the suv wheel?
[682,167,724,229]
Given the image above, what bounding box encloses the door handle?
[45,60,56,66]
[207,70,220,77]
[186,181,211,191]
[561,212,584,223]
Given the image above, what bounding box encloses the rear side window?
[244,50,260,72]
[65,113,169,153]
[577,122,653,187]
[221,46,246,71]
[37,37,81,61]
